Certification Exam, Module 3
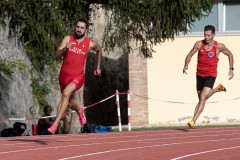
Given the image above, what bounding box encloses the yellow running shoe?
[187,119,195,128]
[217,84,226,92]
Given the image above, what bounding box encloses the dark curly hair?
[75,18,89,29]
[204,25,215,34]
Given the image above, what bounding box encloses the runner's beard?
[75,32,85,39]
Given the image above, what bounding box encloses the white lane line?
[57,130,240,142]
[171,145,240,160]
[1,130,240,148]
[57,138,240,160]
[1,132,240,154]
[0,126,239,142]
[0,134,70,143]
[1,142,35,146]
[1,129,239,147]
[0,137,229,154]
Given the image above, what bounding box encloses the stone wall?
[0,23,65,131]
[0,5,131,133]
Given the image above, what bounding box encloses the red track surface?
[1,126,240,160]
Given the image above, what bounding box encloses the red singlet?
[59,36,90,92]
[197,40,219,77]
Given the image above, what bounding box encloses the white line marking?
[0,137,233,154]
[1,127,240,156]
[1,131,240,150]
[0,127,239,142]
[171,146,240,160]
[57,138,240,160]
[1,128,238,146]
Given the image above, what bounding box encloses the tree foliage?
[0,0,89,72]
[101,0,215,57]
[0,0,215,106]
[0,0,215,61]
[0,60,26,100]
[0,0,89,105]
[0,60,26,80]
[31,76,50,109]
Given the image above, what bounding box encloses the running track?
[1,126,240,160]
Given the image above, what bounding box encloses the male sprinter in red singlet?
[183,25,234,128]
[48,19,102,133]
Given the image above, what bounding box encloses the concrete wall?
[147,35,240,125]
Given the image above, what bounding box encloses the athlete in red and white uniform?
[183,25,234,128]
[48,19,102,134]
[59,36,90,92]
[197,40,219,77]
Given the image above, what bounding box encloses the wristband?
[230,68,234,70]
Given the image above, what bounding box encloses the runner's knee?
[62,90,72,99]
[199,95,207,102]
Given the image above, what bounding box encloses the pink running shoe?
[48,123,57,134]
[79,105,86,125]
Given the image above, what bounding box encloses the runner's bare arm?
[183,41,201,74]
[90,40,102,76]
[53,36,70,60]
[218,43,234,80]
